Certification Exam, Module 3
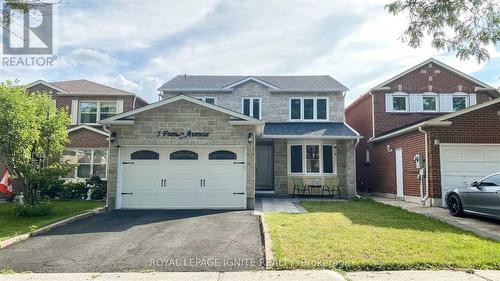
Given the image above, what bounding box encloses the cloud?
[58,48,120,70]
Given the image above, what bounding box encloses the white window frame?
[422,92,439,112]
[365,148,370,164]
[62,148,108,180]
[452,92,469,111]
[241,97,262,119]
[391,92,409,112]
[201,97,216,105]
[79,101,118,125]
[287,141,337,175]
[288,97,329,121]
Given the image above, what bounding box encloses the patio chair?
[322,176,341,199]
[292,178,310,197]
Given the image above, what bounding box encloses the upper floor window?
[199,97,216,105]
[452,96,467,111]
[391,94,408,112]
[242,98,261,119]
[422,94,438,112]
[79,101,117,124]
[290,98,328,121]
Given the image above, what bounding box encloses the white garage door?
[119,146,246,209]
[440,144,500,206]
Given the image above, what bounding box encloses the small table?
[309,185,322,196]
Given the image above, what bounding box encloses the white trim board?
[223,77,280,90]
[26,80,69,94]
[67,125,110,136]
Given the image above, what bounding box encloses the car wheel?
[447,193,464,217]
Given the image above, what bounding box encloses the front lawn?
[265,200,500,271]
[0,200,105,242]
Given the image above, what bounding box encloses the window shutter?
[71,100,79,125]
[439,94,453,112]
[409,94,423,112]
[385,94,393,112]
[116,100,124,113]
[469,94,477,106]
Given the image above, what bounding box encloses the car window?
[481,174,500,186]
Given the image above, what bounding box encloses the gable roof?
[158,75,348,92]
[372,58,495,91]
[100,94,263,125]
[370,97,500,142]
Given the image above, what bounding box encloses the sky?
[1,0,499,105]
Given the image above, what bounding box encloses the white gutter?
[132,96,137,110]
[418,126,430,205]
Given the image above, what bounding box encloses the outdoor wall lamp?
[386,144,393,152]
[247,132,254,144]
[434,139,440,145]
[110,132,117,143]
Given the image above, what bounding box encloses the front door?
[256,145,273,191]
[395,148,404,198]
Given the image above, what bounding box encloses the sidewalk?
[0,270,498,281]
[372,197,500,241]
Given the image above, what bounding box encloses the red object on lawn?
[0,168,12,195]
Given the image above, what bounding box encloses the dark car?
[445,172,500,220]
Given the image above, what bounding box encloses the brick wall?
[346,94,372,186]
[426,102,500,198]
[365,131,426,197]
[163,80,346,122]
[106,100,257,210]
[67,129,109,148]
[372,62,492,136]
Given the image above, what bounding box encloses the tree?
[386,0,500,62]
[0,82,70,205]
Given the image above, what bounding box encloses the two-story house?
[346,58,500,207]
[100,75,360,210]
[25,79,148,181]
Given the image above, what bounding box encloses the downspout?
[353,137,362,199]
[368,91,375,141]
[418,126,429,205]
[132,96,137,110]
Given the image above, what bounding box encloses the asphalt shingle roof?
[159,75,348,91]
[50,79,135,95]
[263,122,358,137]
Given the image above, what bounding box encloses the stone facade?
[105,100,257,210]
[163,81,345,122]
[273,140,288,194]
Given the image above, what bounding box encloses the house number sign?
[156,130,209,139]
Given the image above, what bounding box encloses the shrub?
[60,181,87,200]
[86,175,106,200]
[14,202,54,217]
[40,179,65,199]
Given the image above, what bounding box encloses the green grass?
[265,200,500,271]
[0,200,105,242]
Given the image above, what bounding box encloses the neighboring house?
[346,58,500,206]
[101,76,360,210]
[25,79,148,181]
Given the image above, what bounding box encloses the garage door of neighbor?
[440,144,500,206]
[119,146,246,209]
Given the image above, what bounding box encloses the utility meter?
[414,154,424,169]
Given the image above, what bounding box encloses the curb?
[259,214,275,270]
[0,206,106,250]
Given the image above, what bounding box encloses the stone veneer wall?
[272,139,356,198]
[106,100,257,210]
[163,81,345,123]
[273,139,288,194]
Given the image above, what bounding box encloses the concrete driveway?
[0,210,264,272]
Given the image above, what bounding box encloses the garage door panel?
[440,144,500,206]
[120,146,246,209]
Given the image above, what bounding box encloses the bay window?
[289,98,329,121]
[242,98,261,119]
[289,143,335,174]
[79,101,118,124]
[62,148,108,179]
